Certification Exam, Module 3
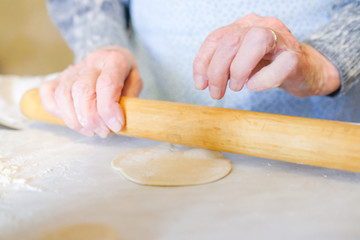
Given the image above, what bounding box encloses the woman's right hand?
[39,47,142,138]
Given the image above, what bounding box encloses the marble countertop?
[1,123,360,240]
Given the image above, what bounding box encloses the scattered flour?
[0,157,45,193]
[0,129,75,195]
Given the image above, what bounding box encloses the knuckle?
[266,16,282,25]
[98,74,116,88]
[107,52,128,66]
[39,81,54,93]
[221,33,240,47]
[86,49,102,59]
[206,28,224,43]
[248,27,273,45]
[54,85,67,101]
[83,52,93,61]
[98,76,124,93]
[265,16,287,30]
[65,64,76,72]
[61,65,75,75]
[72,81,96,100]
[85,51,108,65]
[243,13,261,20]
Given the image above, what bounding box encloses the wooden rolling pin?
[21,88,360,172]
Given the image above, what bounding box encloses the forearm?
[47,0,130,62]
[303,0,360,96]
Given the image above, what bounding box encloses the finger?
[96,54,132,133]
[53,66,85,132]
[246,51,298,91]
[207,32,241,99]
[229,27,277,91]
[72,67,110,138]
[193,27,230,90]
[39,78,61,118]
[246,59,271,81]
[122,68,143,98]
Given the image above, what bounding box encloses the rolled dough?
[111,143,232,186]
[41,223,118,240]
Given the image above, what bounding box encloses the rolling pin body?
[21,89,360,172]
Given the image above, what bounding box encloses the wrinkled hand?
[193,14,340,99]
[40,47,142,137]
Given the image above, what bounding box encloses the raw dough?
[112,143,232,186]
[41,223,118,240]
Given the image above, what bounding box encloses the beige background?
[0,0,73,75]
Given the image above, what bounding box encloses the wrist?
[97,46,137,67]
[301,43,340,96]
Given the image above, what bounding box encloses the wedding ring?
[268,29,278,51]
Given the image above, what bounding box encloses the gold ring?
[268,29,278,51]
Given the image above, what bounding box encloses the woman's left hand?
[193,14,340,99]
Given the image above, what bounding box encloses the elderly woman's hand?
[39,47,142,138]
[193,14,340,99]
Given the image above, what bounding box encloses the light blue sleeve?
[47,0,130,62]
[303,0,360,96]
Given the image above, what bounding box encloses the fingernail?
[210,86,222,99]
[229,78,244,91]
[194,75,205,90]
[78,116,88,128]
[246,78,258,91]
[79,128,95,137]
[95,127,110,138]
[108,117,122,133]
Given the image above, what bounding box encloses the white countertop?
[1,122,360,240]
[1,74,360,240]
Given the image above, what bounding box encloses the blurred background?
[0,0,73,75]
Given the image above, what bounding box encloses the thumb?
[122,68,143,97]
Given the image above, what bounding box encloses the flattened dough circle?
[112,143,232,186]
[41,224,118,240]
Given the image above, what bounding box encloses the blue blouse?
[47,0,360,122]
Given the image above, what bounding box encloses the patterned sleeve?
[47,0,130,63]
[303,0,360,96]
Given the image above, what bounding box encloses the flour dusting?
[0,128,76,195]
[0,158,42,192]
